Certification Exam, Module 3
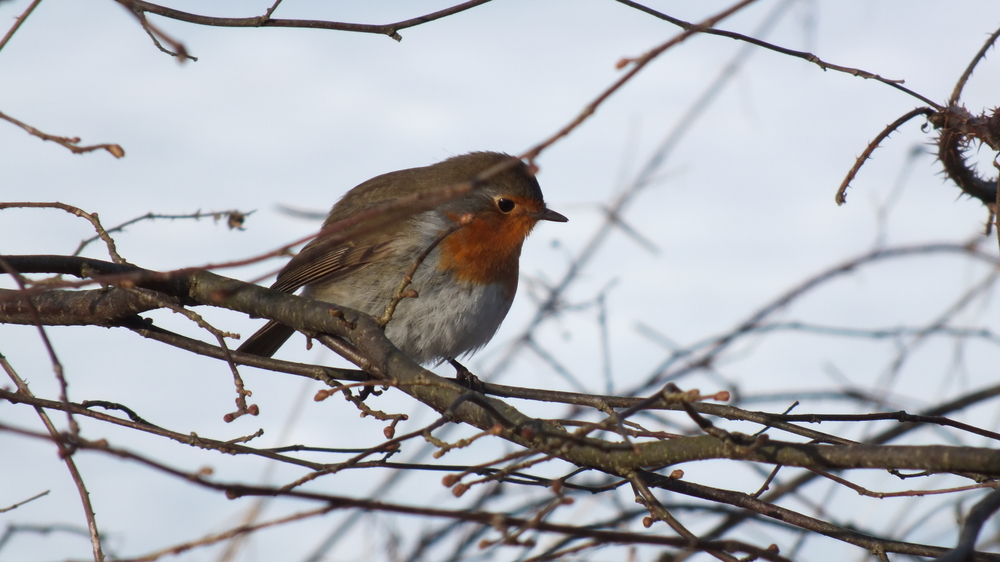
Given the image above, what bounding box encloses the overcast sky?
[3,1,1000,560]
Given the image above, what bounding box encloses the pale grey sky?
[2,1,999,560]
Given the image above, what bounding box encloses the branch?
[0,0,42,53]
[640,241,999,392]
[4,256,1000,479]
[934,487,1000,562]
[117,0,493,42]
[0,387,329,472]
[0,490,49,513]
[0,358,104,561]
[0,111,125,158]
[520,0,759,162]
[950,25,1000,105]
[0,420,798,562]
[615,0,941,109]
[835,107,935,205]
[698,381,1000,544]
[649,473,1000,561]
[931,105,1000,206]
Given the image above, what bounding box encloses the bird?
[237,151,567,368]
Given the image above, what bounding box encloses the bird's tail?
[237,320,296,358]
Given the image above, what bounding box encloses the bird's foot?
[448,358,486,393]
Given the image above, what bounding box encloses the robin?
[238,151,567,367]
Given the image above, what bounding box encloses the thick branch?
[0,287,161,325]
[4,255,1000,479]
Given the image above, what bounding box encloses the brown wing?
[272,238,375,293]
[237,224,401,357]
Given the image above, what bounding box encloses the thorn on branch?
[931,105,1000,206]
[836,107,934,205]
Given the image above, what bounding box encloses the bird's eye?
[496,198,516,213]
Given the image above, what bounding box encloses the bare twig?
[117,506,335,562]
[0,359,103,562]
[129,6,196,61]
[124,287,257,422]
[0,419,798,561]
[934,487,1000,562]
[73,210,251,257]
[0,111,124,158]
[0,202,125,264]
[0,490,49,513]
[279,417,450,491]
[630,471,740,562]
[835,107,935,205]
[616,0,942,109]
[521,0,759,162]
[116,0,493,42]
[697,382,1000,545]
[778,409,1000,443]
[487,0,798,387]
[642,241,998,392]
[0,257,75,436]
[950,25,1000,105]
[0,0,42,53]
[811,468,998,499]
[649,472,1000,561]
[0,387,334,472]
[379,214,471,326]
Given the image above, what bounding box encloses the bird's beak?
[534,207,568,223]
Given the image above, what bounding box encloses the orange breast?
[438,212,537,292]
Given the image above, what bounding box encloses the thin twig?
[811,468,998,499]
[131,7,196,61]
[649,472,1000,561]
[0,387,330,472]
[379,214,471,326]
[0,490,50,513]
[0,257,75,436]
[72,210,252,257]
[279,417,450,491]
[0,111,125,158]
[616,0,942,109]
[630,471,740,562]
[0,202,125,263]
[1,419,799,560]
[0,359,104,562]
[125,287,257,422]
[117,0,493,42]
[933,487,1000,562]
[697,382,1000,545]
[779,410,1000,443]
[487,0,792,387]
[117,506,334,562]
[0,0,43,53]
[521,0,759,162]
[950,25,1000,105]
[643,241,998,391]
[835,107,935,205]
